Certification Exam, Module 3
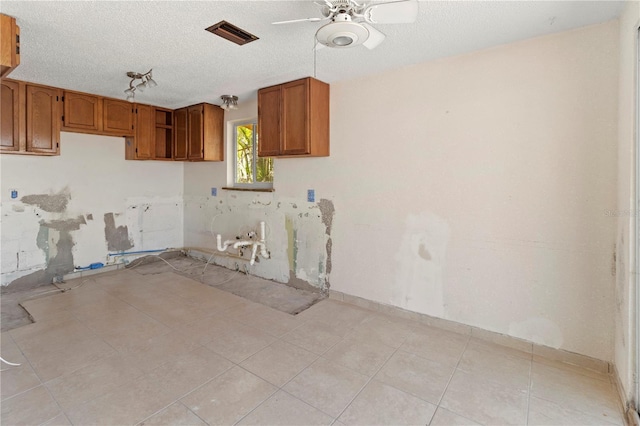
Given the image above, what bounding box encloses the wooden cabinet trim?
[25,84,60,154]
[1,79,21,151]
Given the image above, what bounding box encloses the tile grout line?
[525,347,533,426]
[233,311,378,425]
[55,321,199,424]
[2,331,57,411]
[179,400,210,426]
[11,320,67,426]
[135,353,237,426]
[329,326,413,423]
[433,332,472,408]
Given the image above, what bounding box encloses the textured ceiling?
[1,1,625,109]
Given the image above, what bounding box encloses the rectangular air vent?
[205,21,259,46]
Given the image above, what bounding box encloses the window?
[234,121,273,188]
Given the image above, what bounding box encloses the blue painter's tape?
[307,189,315,202]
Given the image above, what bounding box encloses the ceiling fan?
[272,0,418,50]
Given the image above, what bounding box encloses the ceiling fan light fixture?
[332,35,354,46]
[316,21,369,48]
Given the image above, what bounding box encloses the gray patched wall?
[184,191,334,293]
[1,133,185,291]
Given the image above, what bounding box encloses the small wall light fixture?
[124,69,157,102]
[220,95,239,110]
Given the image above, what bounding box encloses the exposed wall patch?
[44,216,86,232]
[104,213,134,251]
[2,218,81,294]
[21,187,71,213]
[392,212,450,317]
[318,199,335,234]
[418,243,432,261]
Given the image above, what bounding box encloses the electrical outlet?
[10,189,18,199]
[211,187,217,197]
[307,189,315,202]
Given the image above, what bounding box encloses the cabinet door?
[257,85,281,157]
[202,104,223,161]
[103,99,133,135]
[63,92,100,131]
[0,14,19,78]
[187,104,203,160]
[1,79,20,151]
[26,85,60,154]
[281,79,310,155]
[134,104,154,159]
[173,108,188,160]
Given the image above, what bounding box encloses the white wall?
[615,0,640,409]
[265,21,618,361]
[1,132,184,288]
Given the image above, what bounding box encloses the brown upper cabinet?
[26,85,61,154]
[102,99,134,136]
[258,77,329,157]
[63,91,101,132]
[0,14,20,78]
[1,80,60,155]
[125,105,174,161]
[133,104,154,159]
[174,103,223,161]
[1,79,20,152]
[62,91,134,137]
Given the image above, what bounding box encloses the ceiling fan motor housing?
[316,13,369,48]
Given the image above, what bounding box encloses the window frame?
[232,119,273,189]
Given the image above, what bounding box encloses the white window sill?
[221,187,275,193]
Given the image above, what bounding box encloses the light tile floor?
[0,269,625,425]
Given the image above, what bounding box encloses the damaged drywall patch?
[418,244,432,261]
[104,213,133,251]
[318,199,335,278]
[325,238,333,275]
[21,187,71,213]
[285,216,297,272]
[45,216,86,232]
[392,212,450,317]
[287,274,322,293]
[2,217,83,293]
[318,199,335,234]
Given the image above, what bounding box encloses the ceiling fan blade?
[363,0,418,24]
[362,23,386,49]
[314,0,334,9]
[272,17,327,25]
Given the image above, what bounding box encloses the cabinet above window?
[257,77,329,158]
